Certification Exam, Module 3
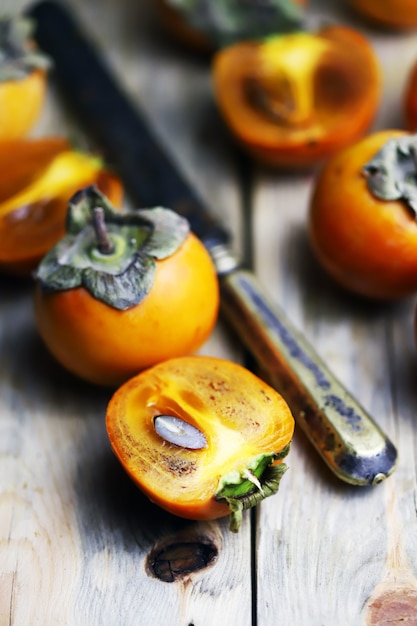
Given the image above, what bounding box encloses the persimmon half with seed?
[212,26,381,168]
[34,187,219,386]
[308,129,417,299]
[106,355,295,532]
[0,137,123,275]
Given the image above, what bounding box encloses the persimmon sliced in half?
[106,356,295,532]
[212,26,381,168]
[0,138,123,275]
[0,17,50,140]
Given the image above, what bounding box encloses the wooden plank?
[3,0,417,624]
[253,2,417,624]
[0,1,251,624]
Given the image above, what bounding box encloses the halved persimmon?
[106,355,295,531]
[308,129,417,299]
[0,138,123,275]
[212,26,381,168]
[0,17,50,139]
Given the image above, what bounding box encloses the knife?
[27,0,398,486]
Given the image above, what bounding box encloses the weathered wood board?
[1,0,417,624]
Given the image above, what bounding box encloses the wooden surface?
[2,0,417,624]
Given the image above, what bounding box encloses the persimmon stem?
[92,206,114,255]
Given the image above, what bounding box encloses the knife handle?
[217,263,398,486]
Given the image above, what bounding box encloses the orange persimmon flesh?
[0,139,123,274]
[106,356,295,521]
[0,68,47,140]
[212,26,381,168]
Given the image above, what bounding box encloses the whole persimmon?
[0,137,123,275]
[308,129,417,299]
[155,0,307,51]
[349,0,417,29]
[106,355,295,531]
[34,187,219,386]
[0,17,50,139]
[212,26,381,168]
[404,60,417,131]
[154,0,212,53]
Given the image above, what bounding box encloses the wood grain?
[254,3,417,625]
[1,0,417,624]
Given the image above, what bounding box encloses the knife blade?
[27,0,398,486]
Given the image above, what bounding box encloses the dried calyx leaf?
[166,0,304,46]
[215,443,291,532]
[35,186,190,310]
[363,134,417,217]
[0,16,51,81]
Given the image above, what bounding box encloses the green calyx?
[166,0,304,46]
[0,17,51,81]
[35,186,190,310]
[215,443,291,532]
[363,134,417,217]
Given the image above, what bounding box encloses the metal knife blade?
[27,0,398,486]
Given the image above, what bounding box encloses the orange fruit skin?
[0,69,47,140]
[155,0,309,54]
[308,129,417,299]
[404,60,417,132]
[154,0,212,54]
[212,25,381,169]
[350,0,417,29]
[34,233,220,386]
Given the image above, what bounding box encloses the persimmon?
[349,0,417,29]
[0,17,50,139]
[154,0,212,53]
[106,355,294,531]
[0,138,123,275]
[155,0,307,52]
[212,26,381,168]
[34,187,219,386]
[404,60,417,132]
[308,129,417,299]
